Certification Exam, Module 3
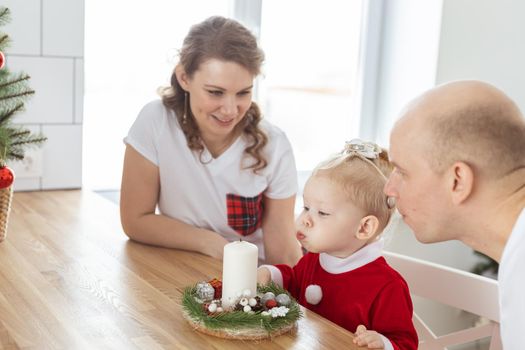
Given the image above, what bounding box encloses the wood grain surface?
[0,190,366,350]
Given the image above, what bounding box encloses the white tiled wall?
[1,0,41,55]
[3,0,84,191]
[42,0,84,57]
[41,124,82,189]
[7,57,75,124]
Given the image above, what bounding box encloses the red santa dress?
[263,240,418,350]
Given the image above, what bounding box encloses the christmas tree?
[0,6,46,188]
[0,6,46,242]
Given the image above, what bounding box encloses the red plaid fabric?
[226,193,263,236]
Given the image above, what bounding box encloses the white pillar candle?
[221,240,258,310]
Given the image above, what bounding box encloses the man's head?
[384,80,525,243]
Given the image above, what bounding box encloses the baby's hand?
[353,325,385,349]
[257,267,271,285]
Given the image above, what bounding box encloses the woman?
[120,16,302,265]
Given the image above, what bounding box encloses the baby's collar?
[319,238,384,274]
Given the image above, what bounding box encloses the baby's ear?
[355,215,379,240]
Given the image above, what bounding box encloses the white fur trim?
[380,334,394,350]
[305,284,323,305]
[259,265,284,287]
[319,238,384,274]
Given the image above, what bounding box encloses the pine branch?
[6,151,23,161]
[11,137,47,147]
[8,128,30,138]
[0,7,10,26]
[2,131,47,162]
[0,34,9,49]
[0,90,35,101]
[0,128,10,151]
[0,103,24,126]
[0,74,34,112]
[0,68,10,78]
[0,74,31,90]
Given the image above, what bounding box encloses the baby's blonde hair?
[312,143,393,233]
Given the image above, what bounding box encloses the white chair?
[383,251,502,350]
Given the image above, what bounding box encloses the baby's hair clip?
[344,139,380,160]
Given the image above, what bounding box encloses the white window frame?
[233,0,385,142]
[354,0,385,141]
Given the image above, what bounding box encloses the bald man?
[384,80,525,350]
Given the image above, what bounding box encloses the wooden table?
[0,190,366,349]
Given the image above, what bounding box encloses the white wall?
[373,0,443,147]
[3,0,84,191]
[436,0,525,112]
[371,0,481,272]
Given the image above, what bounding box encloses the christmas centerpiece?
[0,7,47,241]
[181,240,302,340]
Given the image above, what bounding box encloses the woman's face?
[178,59,254,142]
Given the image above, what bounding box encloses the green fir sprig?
[182,282,302,333]
[0,7,10,27]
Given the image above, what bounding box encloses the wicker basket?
[182,310,297,340]
[0,186,13,242]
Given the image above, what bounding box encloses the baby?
[258,139,418,350]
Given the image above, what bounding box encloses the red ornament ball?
[0,51,5,70]
[265,299,277,309]
[0,166,14,189]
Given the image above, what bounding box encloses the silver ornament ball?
[196,282,215,301]
[261,291,275,305]
[276,293,291,306]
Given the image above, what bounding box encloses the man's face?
[384,118,452,243]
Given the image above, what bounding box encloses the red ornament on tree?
[0,51,5,70]
[0,166,14,189]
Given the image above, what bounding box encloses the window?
[84,0,232,190]
[84,1,372,196]
[257,1,365,195]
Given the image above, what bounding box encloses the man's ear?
[174,65,190,91]
[355,215,379,241]
[448,161,474,205]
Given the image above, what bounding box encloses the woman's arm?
[120,145,228,259]
[261,195,302,265]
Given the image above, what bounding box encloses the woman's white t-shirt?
[124,100,298,260]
